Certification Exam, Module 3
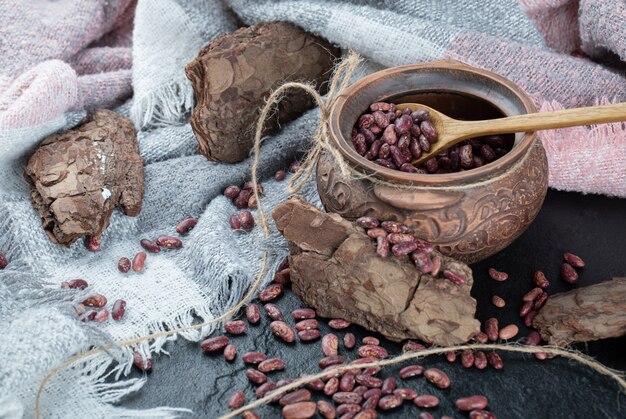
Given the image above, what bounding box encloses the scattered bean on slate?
[488,268,508,282]
[328,319,351,329]
[344,333,356,349]
[228,391,245,409]
[322,333,339,356]
[200,335,229,352]
[492,295,506,308]
[423,368,451,389]
[456,395,489,411]
[246,303,261,324]
[414,394,439,408]
[533,271,550,288]
[563,252,585,268]
[561,263,579,283]
[224,344,237,362]
[225,320,247,335]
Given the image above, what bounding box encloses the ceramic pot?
[317,61,548,263]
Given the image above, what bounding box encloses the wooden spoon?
[396,102,626,165]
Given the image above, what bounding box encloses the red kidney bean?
[224,185,240,199]
[535,352,548,361]
[387,233,414,244]
[118,257,131,273]
[255,381,276,399]
[474,351,488,369]
[317,400,336,419]
[357,345,387,359]
[366,228,386,239]
[393,388,416,400]
[363,388,381,399]
[381,377,396,394]
[322,333,339,356]
[200,335,229,352]
[376,236,390,258]
[519,301,533,317]
[488,268,508,281]
[296,319,318,331]
[419,414,435,419]
[499,324,519,340]
[0,251,7,269]
[319,355,344,368]
[561,263,579,283]
[354,385,368,396]
[533,271,550,288]
[324,377,340,396]
[355,408,377,419]
[270,320,296,343]
[230,214,241,230]
[95,308,109,323]
[175,217,197,234]
[533,291,549,310]
[351,357,377,366]
[443,269,465,285]
[140,239,161,253]
[340,373,356,392]
[403,341,426,352]
[355,375,382,388]
[241,411,260,419]
[378,394,402,410]
[484,318,499,341]
[292,308,316,319]
[564,252,585,268]
[246,303,261,324]
[234,189,251,208]
[156,235,182,249]
[399,364,424,378]
[224,320,247,335]
[446,351,457,362]
[85,235,101,252]
[112,299,126,321]
[461,350,475,368]
[337,404,361,416]
[66,279,88,290]
[328,319,350,330]
[298,329,321,341]
[333,392,363,405]
[391,241,418,256]
[473,332,489,344]
[259,283,283,302]
[456,395,489,411]
[245,368,267,385]
[486,351,503,369]
[523,331,542,346]
[243,352,267,364]
[132,252,146,272]
[258,358,285,373]
[264,303,285,321]
[228,391,245,409]
[356,217,379,229]
[279,389,312,406]
[361,366,381,376]
[340,333,355,350]
[274,268,291,285]
[362,336,379,346]
[238,210,255,230]
[423,368,450,388]
[273,169,287,181]
[282,401,317,419]
[224,344,237,361]
[523,287,543,302]
[469,410,497,419]
[524,310,538,327]
[83,294,107,308]
[492,295,506,308]
[413,394,439,407]
[133,352,152,371]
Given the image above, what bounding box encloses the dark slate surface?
[120,190,626,418]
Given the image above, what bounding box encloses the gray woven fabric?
[1,1,624,418]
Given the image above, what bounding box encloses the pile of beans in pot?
[350,102,512,174]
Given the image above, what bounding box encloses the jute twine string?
[34,53,625,418]
[222,343,626,419]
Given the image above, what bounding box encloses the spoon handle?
[449,102,626,139]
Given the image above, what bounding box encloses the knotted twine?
[35,52,626,418]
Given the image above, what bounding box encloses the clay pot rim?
[328,60,538,186]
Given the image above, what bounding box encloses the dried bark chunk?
[533,277,626,346]
[272,197,480,345]
[24,110,144,246]
[185,21,339,163]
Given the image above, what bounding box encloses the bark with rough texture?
[272,197,481,345]
[185,21,339,163]
[533,277,626,346]
[24,109,144,246]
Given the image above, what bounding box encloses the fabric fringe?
[130,77,194,129]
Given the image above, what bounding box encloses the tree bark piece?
[533,277,626,346]
[185,21,339,163]
[272,197,480,346]
[24,110,144,246]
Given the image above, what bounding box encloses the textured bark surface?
[185,21,339,163]
[24,110,144,246]
[272,197,480,345]
[534,277,626,346]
